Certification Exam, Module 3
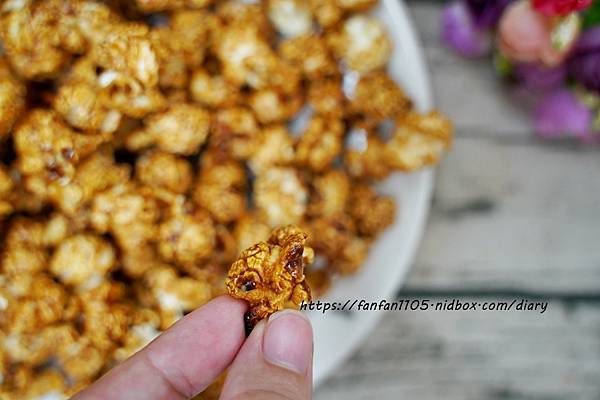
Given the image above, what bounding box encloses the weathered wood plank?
[406,136,600,292]
[316,297,600,400]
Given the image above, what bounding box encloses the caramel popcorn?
[193,159,247,224]
[349,71,411,122]
[0,0,452,395]
[143,265,213,328]
[0,58,25,139]
[384,111,454,171]
[279,35,338,80]
[158,199,216,267]
[210,107,260,160]
[328,15,392,73]
[249,125,296,174]
[254,167,308,227]
[226,226,312,328]
[267,0,314,38]
[296,116,344,172]
[349,185,395,237]
[0,164,14,219]
[308,170,350,218]
[190,69,242,108]
[136,150,192,194]
[126,103,210,155]
[50,234,116,287]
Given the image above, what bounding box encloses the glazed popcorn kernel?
[127,103,211,155]
[267,0,314,38]
[254,167,308,227]
[158,200,217,266]
[226,225,313,329]
[328,15,392,74]
[308,169,351,218]
[249,125,296,174]
[296,116,345,172]
[349,184,396,237]
[54,80,122,133]
[50,234,116,287]
[190,69,242,108]
[349,71,412,122]
[193,159,247,224]
[279,34,338,80]
[384,111,454,171]
[0,58,26,140]
[136,150,193,194]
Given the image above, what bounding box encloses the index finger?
[73,295,247,400]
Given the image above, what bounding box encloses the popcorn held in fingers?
[226,225,313,331]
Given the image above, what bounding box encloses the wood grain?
[316,297,600,400]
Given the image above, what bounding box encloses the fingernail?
[263,310,313,375]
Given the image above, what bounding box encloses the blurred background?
[316,1,600,399]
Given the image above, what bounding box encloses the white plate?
[310,0,434,386]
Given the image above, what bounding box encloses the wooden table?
[316,2,600,399]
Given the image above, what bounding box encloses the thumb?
[220,310,313,400]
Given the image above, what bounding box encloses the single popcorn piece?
[190,69,242,109]
[193,159,247,224]
[50,234,116,288]
[384,111,453,171]
[344,125,392,180]
[309,0,344,29]
[127,103,210,155]
[308,170,350,218]
[279,35,338,80]
[13,110,105,186]
[143,265,213,329]
[91,23,159,87]
[90,183,160,254]
[226,225,313,330]
[349,184,396,237]
[248,125,296,174]
[136,150,193,194]
[158,199,217,267]
[307,79,346,118]
[96,69,167,118]
[349,72,411,122]
[54,79,122,133]
[254,167,308,227]
[209,107,261,160]
[296,117,344,172]
[249,89,303,125]
[233,213,272,254]
[267,0,314,38]
[328,15,392,74]
[0,58,26,140]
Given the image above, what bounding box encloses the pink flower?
[532,0,593,16]
[498,0,580,66]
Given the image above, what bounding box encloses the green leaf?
[582,0,600,29]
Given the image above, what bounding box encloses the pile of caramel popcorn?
[0,0,452,398]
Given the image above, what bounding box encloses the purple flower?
[533,89,593,139]
[513,63,567,92]
[465,0,516,29]
[442,1,492,57]
[568,26,600,93]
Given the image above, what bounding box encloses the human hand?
[73,296,313,400]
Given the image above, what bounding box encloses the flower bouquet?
[442,0,600,142]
